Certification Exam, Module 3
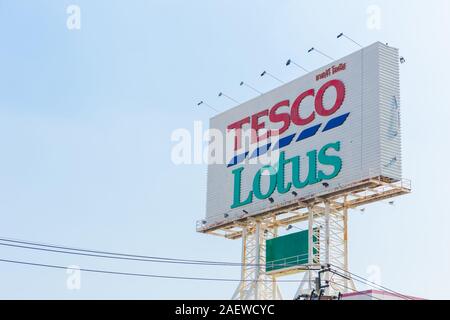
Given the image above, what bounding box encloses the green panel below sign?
[266,230,317,273]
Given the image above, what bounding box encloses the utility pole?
[297,265,342,300]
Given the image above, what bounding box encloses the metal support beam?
[343,205,349,291]
[232,221,281,300]
[293,199,356,298]
[324,201,331,295]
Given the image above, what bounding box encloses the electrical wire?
[330,265,414,300]
[327,280,383,301]
[0,235,414,298]
[0,236,311,268]
[0,236,227,264]
[0,241,239,266]
[0,257,312,283]
[0,241,311,268]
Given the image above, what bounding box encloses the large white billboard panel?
[203,42,401,227]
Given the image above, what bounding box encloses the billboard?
[203,42,401,228]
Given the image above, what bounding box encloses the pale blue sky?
[0,0,449,299]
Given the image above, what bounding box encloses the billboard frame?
[198,175,410,237]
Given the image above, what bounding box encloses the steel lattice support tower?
[231,220,282,300]
[295,201,356,297]
[198,178,411,300]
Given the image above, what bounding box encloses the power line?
[330,265,413,300]
[0,242,219,266]
[0,236,310,269]
[0,240,307,268]
[0,236,238,265]
[328,280,383,301]
[0,257,312,283]
[0,236,414,298]
[326,268,383,301]
[330,264,414,300]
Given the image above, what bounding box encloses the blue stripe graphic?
[227,152,249,167]
[249,143,272,159]
[272,133,296,151]
[323,113,350,132]
[297,124,322,142]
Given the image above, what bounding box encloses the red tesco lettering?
[227,79,346,151]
